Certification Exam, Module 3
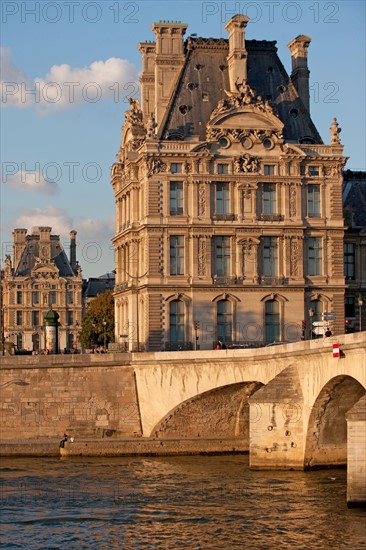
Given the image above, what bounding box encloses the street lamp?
[103,318,107,350]
[91,319,96,352]
[75,320,79,352]
[358,296,363,332]
[309,308,314,340]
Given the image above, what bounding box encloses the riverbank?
[0,437,248,458]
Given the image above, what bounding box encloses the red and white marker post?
[332,343,340,358]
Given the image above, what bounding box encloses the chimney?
[138,41,156,121]
[12,228,27,270]
[151,20,188,129]
[69,230,77,272]
[287,35,312,112]
[35,226,52,260]
[225,15,250,92]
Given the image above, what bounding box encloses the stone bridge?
[134,332,365,470]
[1,333,365,473]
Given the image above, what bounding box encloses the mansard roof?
[160,37,321,144]
[14,234,76,277]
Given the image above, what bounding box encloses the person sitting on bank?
[59,433,68,448]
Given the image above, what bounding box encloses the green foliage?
[79,290,114,349]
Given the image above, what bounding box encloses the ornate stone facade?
[111,16,348,351]
[1,227,82,352]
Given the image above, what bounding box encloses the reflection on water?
[0,455,365,549]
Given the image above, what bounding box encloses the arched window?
[170,300,184,343]
[265,300,280,342]
[217,300,232,343]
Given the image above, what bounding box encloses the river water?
[0,455,365,549]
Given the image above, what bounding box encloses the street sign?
[333,343,340,358]
[323,313,336,321]
[312,321,324,327]
[313,327,325,335]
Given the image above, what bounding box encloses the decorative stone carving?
[146,155,167,176]
[125,98,143,125]
[198,238,207,276]
[198,184,206,216]
[234,153,259,173]
[146,114,158,138]
[290,237,301,276]
[329,117,341,145]
[289,186,297,217]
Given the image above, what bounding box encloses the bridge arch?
[151,381,263,442]
[304,375,365,469]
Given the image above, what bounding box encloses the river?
[0,455,365,549]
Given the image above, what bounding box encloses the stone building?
[111,15,348,351]
[343,170,366,332]
[1,227,82,352]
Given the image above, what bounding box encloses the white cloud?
[0,48,140,113]
[15,206,73,236]
[3,170,59,195]
[14,207,115,277]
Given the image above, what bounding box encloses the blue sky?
[1,0,365,278]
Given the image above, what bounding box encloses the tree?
[79,290,114,349]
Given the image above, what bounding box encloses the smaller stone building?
[343,170,366,332]
[1,227,82,352]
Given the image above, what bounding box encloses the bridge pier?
[249,366,306,470]
[346,395,366,507]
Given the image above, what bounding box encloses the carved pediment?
[207,82,284,142]
[121,97,147,151]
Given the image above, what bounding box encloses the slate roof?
[84,276,115,299]
[14,234,76,277]
[343,171,366,229]
[161,37,322,143]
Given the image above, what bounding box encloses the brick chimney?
[287,35,312,113]
[225,15,250,92]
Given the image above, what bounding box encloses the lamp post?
[103,318,107,350]
[75,320,79,352]
[309,308,314,340]
[91,320,96,352]
[358,296,363,332]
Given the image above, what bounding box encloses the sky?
[1,0,365,278]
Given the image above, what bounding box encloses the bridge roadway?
[0,332,365,474]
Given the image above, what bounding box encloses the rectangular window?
[67,291,74,305]
[308,237,322,276]
[263,237,278,276]
[213,237,230,276]
[215,182,229,214]
[170,300,185,343]
[263,183,276,215]
[32,311,39,327]
[16,291,22,305]
[169,181,183,215]
[264,165,275,176]
[170,236,184,275]
[345,297,355,318]
[32,291,39,305]
[67,311,73,326]
[49,291,57,305]
[307,184,321,217]
[308,166,320,176]
[344,243,355,280]
[171,163,182,174]
[16,311,22,326]
[217,164,228,175]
